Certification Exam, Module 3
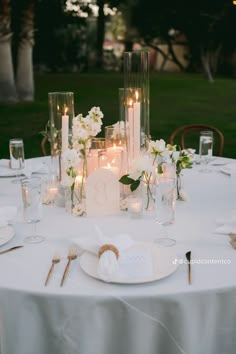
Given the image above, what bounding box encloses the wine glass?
[199,130,213,172]
[154,175,176,247]
[21,177,45,244]
[9,138,25,184]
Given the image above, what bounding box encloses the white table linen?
[0,156,236,354]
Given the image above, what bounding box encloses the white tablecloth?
[0,157,236,354]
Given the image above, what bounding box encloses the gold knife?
[185,251,192,285]
[0,246,23,255]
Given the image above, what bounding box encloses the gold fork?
[60,246,78,287]
[45,253,60,286]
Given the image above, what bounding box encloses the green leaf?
[130,179,140,192]
[119,174,135,185]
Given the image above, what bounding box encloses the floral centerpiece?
[62,106,104,215]
[119,138,193,207]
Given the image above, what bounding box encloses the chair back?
[169,124,224,156]
[41,136,49,156]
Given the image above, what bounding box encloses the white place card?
[85,168,120,216]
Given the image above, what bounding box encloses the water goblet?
[9,138,25,183]
[154,175,176,247]
[21,177,45,244]
[199,131,213,172]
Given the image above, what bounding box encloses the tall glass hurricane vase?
[123,51,150,162]
[48,92,74,180]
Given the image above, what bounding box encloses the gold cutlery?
[60,246,78,287]
[0,245,23,255]
[45,253,60,286]
[185,251,192,285]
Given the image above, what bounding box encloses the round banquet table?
[0,156,236,354]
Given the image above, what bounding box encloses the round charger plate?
[79,242,178,284]
[0,225,15,246]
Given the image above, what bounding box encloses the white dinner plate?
[80,243,178,284]
[0,225,15,246]
[220,163,236,175]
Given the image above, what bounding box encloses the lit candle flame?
[64,105,68,115]
[128,99,133,107]
[135,91,139,101]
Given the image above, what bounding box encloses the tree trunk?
[16,1,35,101]
[210,45,222,75]
[200,47,214,83]
[96,0,105,70]
[0,0,17,103]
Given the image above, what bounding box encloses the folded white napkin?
[221,163,236,176]
[0,206,17,228]
[215,210,236,235]
[73,226,153,282]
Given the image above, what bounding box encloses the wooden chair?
[41,136,49,156]
[169,124,224,156]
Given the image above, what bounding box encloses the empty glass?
[9,138,25,183]
[21,177,44,244]
[199,131,213,172]
[154,176,176,246]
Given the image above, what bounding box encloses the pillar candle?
[133,91,141,158]
[62,107,69,153]
[128,99,134,162]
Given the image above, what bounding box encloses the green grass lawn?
[0,72,235,158]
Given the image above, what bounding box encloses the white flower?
[88,106,104,120]
[62,149,79,169]
[147,139,169,158]
[183,148,196,156]
[72,203,86,216]
[61,175,74,187]
[128,155,154,180]
[172,151,180,161]
[72,107,104,155]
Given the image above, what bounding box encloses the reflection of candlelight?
[128,197,142,218]
[48,187,58,197]
[75,175,83,188]
[104,163,119,176]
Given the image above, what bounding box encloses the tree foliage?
[132,0,236,80]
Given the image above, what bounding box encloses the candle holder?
[98,149,123,177]
[87,138,106,175]
[128,196,143,218]
[123,51,150,161]
[48,92,74,180]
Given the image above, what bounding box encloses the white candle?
[133,91,141,158]
[62,107,69,153]
[128,99,134,162]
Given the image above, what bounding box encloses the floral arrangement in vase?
[119,138,194,208]
[62,106,104,215]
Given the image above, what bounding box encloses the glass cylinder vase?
[123,51,150,162]
[48,92,74,180]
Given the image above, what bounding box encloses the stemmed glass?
[9,138,25,184]
[154,175,176,247]
[199,130,213,172]
[21,177,45,244]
